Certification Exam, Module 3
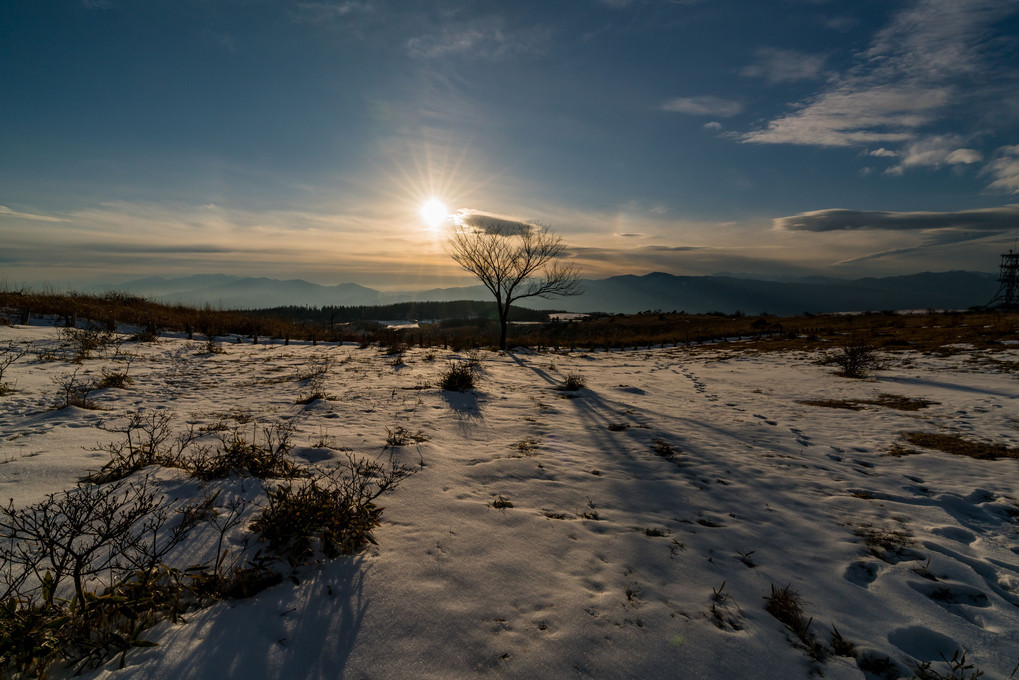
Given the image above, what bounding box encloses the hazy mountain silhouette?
[100,271,998,315]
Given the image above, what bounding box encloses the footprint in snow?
[887,626,961,662]
[908,581,991,627]
[930,526,976,545]
[844,560,880,588]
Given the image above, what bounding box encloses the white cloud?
[740,48,827,83]
[661,96,742,117]
[882,135,983,174]
[983,145,1019,194]
[703,121,722,131]
[868,148,897,158]
[742,0,1017,148]
[742,84,948,147]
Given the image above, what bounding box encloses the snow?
[1,324,1018,679]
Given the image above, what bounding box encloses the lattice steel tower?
[988,249,1019,310]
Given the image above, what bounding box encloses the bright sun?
[420,198,448,229]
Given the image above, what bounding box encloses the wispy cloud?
[983,145,1019,193]
[773,205,1019,232]
[742,85,947,147]
[406,17,551,60]
[198,28,238,54]
[834,231,997,266]
[661,96,742,117]
[882,135,983,175]
[0,206,68,223]
[291,1,374,24]
[742,0,1017,149]
[740,48,827,83]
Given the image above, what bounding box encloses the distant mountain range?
[94,271,1000,316]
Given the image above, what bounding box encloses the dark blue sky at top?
[2,0,1019,287]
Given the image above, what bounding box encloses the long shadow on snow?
[880,375,1018,399]
[160,555,367,680]
[508,351,658,480]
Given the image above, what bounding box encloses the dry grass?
[867,393,938,411]
[902,432,1019,460]
[798,399,865,411]
[799,393,937,412]
[3,289,1016,354]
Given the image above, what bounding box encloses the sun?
[420,198,448,229]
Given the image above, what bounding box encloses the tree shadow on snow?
[147,555,368,680]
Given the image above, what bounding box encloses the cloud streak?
[405,17,551,60]
[740,48,827,83]
[660,96,742,117]
[774,205,1019,232]
[0,206,68,223]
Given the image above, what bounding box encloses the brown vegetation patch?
[798,399,865,411]
[799,393,936,412]
[866,393,937,411]
[2,289,1016,354]
[902,432,1019,460]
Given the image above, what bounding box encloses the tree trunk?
[498,310,508,350]
[498,299,510,350]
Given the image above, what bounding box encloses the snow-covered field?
[1,323,1018,679]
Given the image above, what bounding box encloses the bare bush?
[84,412,195,483]
[0,479,211,674]
[556,372,586,391]
[0,340,30,395]
[252,452,415,559]
[60,326,119,362]
[823,343,884,378]
[188,421,303,480]
[51,368,100,409]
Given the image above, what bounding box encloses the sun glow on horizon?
[421,198,449,229]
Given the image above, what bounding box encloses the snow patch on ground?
[1,325,1017,678]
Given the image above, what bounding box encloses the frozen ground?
[1,324,1018,679]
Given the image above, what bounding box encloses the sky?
[2,0,1019,291]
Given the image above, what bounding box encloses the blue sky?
[2,0,1019,290]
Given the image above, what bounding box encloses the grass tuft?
[385,426,429,447]
[556,372,586,391]
[439,360,476,392]
[764,584,827,661]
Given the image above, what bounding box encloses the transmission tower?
[987,248,1019,310]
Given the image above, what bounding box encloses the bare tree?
[447,216,582,350]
